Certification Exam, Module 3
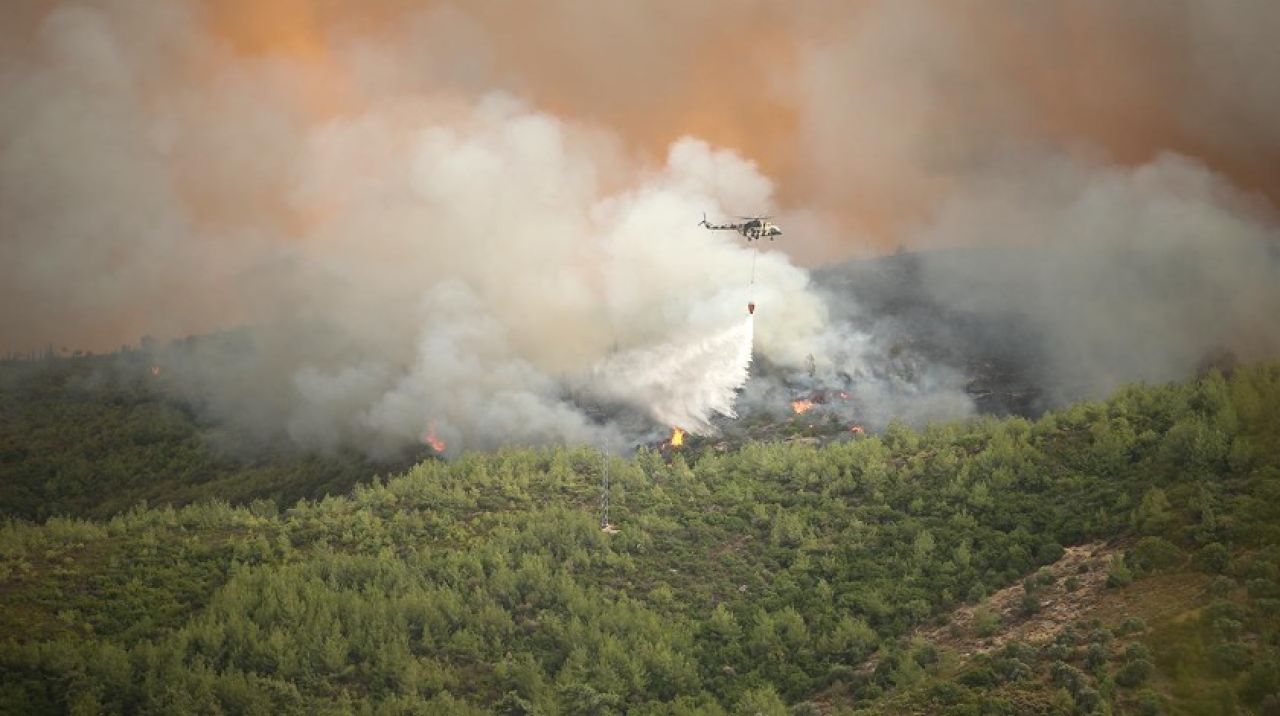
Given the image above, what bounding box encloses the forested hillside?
[0,354,418,521]
[2,364,1279,714]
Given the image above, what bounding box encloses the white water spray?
[592,316,755,434]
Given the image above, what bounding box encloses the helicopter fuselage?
[699,216,782,241]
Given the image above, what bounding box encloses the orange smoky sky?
[3,0,1279,354]
[154,1,1280,250]
[4,0,1278,454]
[202,1,802,174]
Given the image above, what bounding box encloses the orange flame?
[670,427,686,447]
[150,365,162,376]
[838,391,850,400]
[850,425,865,435]
[423,422,446,453]
[791,399,815,415]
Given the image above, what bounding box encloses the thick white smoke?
[5,0,1280,454]
[5,8,833,454]
[911,151,1280,401]
[190,104,824,455]
[0,2,834,455]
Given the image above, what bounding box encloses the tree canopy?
[2,363,1279,713]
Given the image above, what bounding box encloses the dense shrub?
[1106,558,1134,588]
[1115,659,1154,688]
[1194,543,1230,574]
[1131,537,1183,574]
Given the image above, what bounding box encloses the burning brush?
[668,427,686,448]
[422,422,447,454]
[790,399,815,415]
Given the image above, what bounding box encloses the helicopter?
[698,212,782,241]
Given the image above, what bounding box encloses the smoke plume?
[3,0,1279,453]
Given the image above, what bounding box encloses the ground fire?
[423,423,446,453]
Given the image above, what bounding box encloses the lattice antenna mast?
[599,449,611,530]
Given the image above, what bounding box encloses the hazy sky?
[2,0,1278,451]
[5,0,1278,348]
